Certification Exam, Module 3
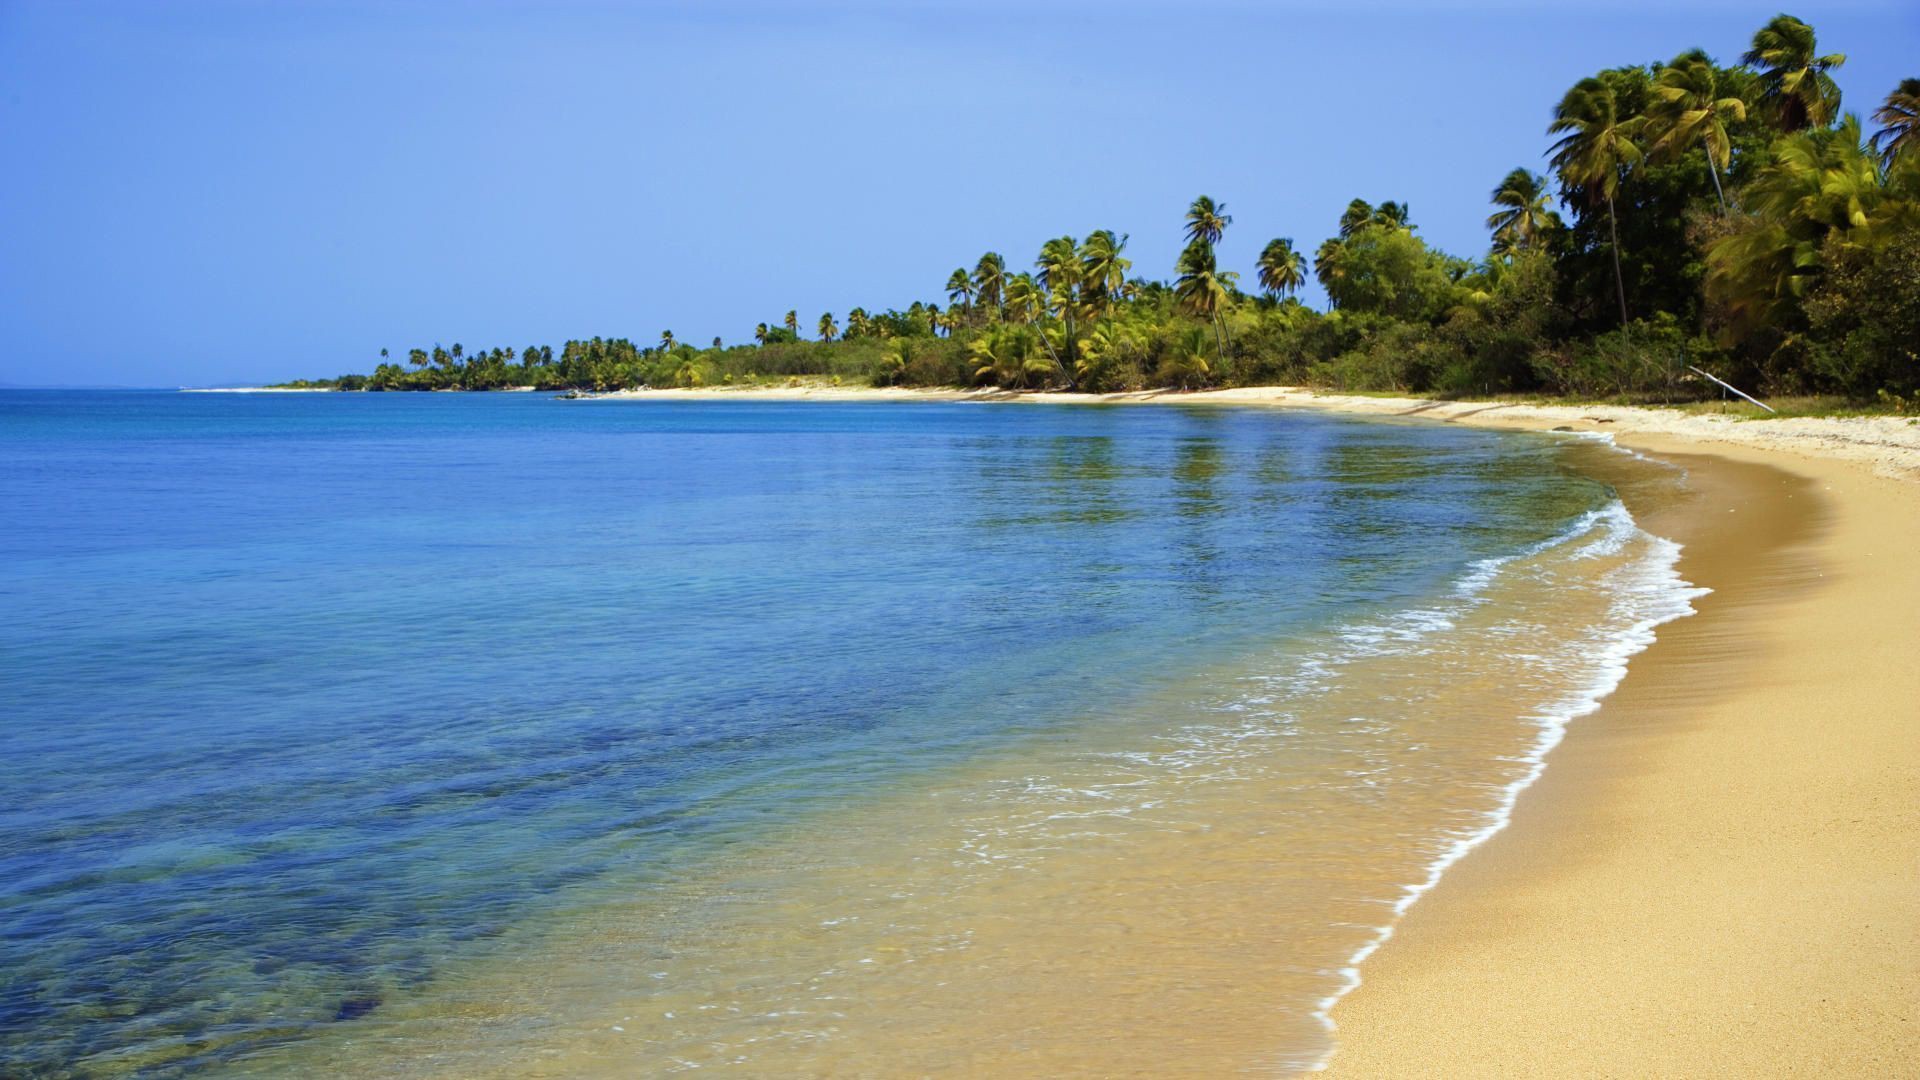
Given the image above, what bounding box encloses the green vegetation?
[285,15,1916,408]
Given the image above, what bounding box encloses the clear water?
[0,391,1629,1075]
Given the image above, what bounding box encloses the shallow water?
[0,391,1693,1075]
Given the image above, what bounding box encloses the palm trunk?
[1036,322,1074,390]
[1705,153,1728,214]
[1606,195,1629,326]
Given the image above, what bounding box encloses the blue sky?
[2,1,1914,387]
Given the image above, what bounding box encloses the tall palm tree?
[784,310,799,338]
[1313,238,1347,309]
[817,313,838,341]
[1338,199,1375,237]
[1706,115,1884,339]
[1742,14,1845,132]
[1079,229,1131,319]
[1001,271,1071,382]
[1184,195,1232,245]
[1174,239,1237,360]
[1486,168,1563,252]
[1256,238,1306,299]
[1649,49,1747,212]
[754,322,769,345]
[972,252,1006,320]
[1035,236,1083,361]
[1373,201,1411,229]
[1003,272,1043,326]
[1871,78,1920,166]
[659,330,675,352]
[1548,75,1645,325]
[945,268,976,321]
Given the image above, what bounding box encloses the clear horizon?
[2,0,1914,387]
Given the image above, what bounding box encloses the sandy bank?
[1319,440,1918,1076]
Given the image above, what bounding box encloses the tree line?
[282,15,1918,406]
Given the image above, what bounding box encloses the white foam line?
[1302,511,1709,1073]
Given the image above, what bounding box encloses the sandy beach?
[599,382,1920,1075]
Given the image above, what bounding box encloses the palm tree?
[1338,199,1375,237]
[1706,116,1884,340]
[784,310,800,338]
[946,268,976,322]
[1649,49,1747,212]
[846,308,871,338]
[969,326,1054,389]
[1486,168,1563,252]
[1184,195,1232,245]
[817,313,838,341]
[1256,238,1306,299]
[1174,239,1237,360]
[1035,236,1083,360]
[972,252,1006,320]
[1313,238,1348,308]
[1548,75,1645,325]
[754,322,769,345]
[1003,272,1043,326]
[1373,201,1411,229]
[659,330,676,352]
[1743,14,1845,132]
[1079,229,1131,320]
[1871,78,1920,166]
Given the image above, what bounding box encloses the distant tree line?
[282,15,1918,406]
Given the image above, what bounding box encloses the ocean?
[0,390,1700,1075]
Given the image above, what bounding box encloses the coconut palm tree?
[784,310,799,338]
[1079,230,1131,319]
[1871,78,1920,166]
[1706,115,1885,341]
[969,326,1053,389]
[1313,238,1348,307]
[817,313,838,341]
[1373,201,1411,229]
[1256,238,1306,298]
[1338,199,1375,237]
[1649,49,1747,212]
[658,330,675,352]
[1003,272,1043,326]
[1174,239,1237,360]
[945,268,976,322]
[973,252,1006,320]
[1548,75,1646,325]
[1486,168,1563,253]
[1184,195,1232,245]
[754,322,769,344]
[1035,236,1083,359]
[1743,14,1845,132]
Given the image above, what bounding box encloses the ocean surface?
[0,390,1699,1075]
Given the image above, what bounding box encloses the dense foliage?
[285,15,1916,405]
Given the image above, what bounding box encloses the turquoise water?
[0,391,1612,1075]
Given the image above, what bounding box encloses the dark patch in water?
[333,995,381,1022]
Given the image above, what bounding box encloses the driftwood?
[1688,365,1776,414]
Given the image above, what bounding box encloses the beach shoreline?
[586,383,1920,482]
[601,382,1919,1074]
[1322,436,1919,1075]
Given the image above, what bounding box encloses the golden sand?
[1321,441,1919,1076]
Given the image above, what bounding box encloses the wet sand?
[1323,439,1920,1076]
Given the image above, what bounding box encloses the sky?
[1,1,1915,387]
